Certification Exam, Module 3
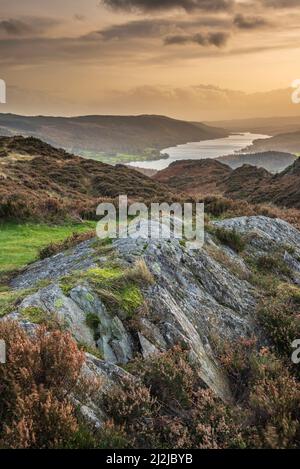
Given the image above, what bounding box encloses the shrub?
[248,352,300,449]
[258,287,300,362]
[85,313,100,331]
[0,321,85,448]
[103,377,158,425]
[92,421,130,449]
[190,388,245,449]
[218,338,258,402]
[39,230,94,259]
[129,346,197,408]
[103,347,243,449]
[255,254,291,277]
[204,196,235,217]
[219,338,300,449]
[214,227,246,253]
[125,259,155,286]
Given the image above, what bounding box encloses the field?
[0,221,96,275]
[78,150,168,165]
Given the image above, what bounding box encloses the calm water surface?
[128,132,270,171]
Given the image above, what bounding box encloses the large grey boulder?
[7,216,300,403]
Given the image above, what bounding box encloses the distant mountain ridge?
[204,115,300,155]
[217,150,296,173]
[242,130,300,155]
[0,113,228,157]
[205,115,300,136]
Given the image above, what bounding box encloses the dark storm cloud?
[164,31,230,47]
[0,17,60,37]
[233,14,269,30]
[101,0,234,13]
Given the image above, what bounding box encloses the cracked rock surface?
[6,216,300,415]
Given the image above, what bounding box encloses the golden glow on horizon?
[1,0,300,119]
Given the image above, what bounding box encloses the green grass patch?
[77,342,103,360]
[21,306,48,324]
[0,287,35,317]
[0,221,96,275]
[120,285,144,317]
[0,290,22,316]
[59,260,152,319]
[87,267,123,283]
[78,148,165,165]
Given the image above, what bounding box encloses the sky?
[1,0,300,120]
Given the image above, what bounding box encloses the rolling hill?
[154,159,231,195]
[154,157,300,209]
[0,113,228,157]
[241,131,300,155]
[217,150,296,173]
[0,136,176,222]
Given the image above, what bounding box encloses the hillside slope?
[0,113,228,156]
[227,158,300,209]
[2,215,300,448]
[242,130,300,154]
[0,136,175,221]
[154,157,300,209]
[154,159,231,194]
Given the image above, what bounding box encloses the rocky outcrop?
[213,216,300,284]
[5,216,300,411]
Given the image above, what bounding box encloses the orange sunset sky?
[1,0,300,120]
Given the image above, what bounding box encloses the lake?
[128,132,270,171]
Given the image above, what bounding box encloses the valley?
[0,114,228,163]
[129,132,270,171]
[2,0,300,454]
[1,125,300,451]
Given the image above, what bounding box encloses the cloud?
[233,14,269,30]
[74,14,86,22]
[0,19,32,36]
[86,16,232,42]
[84,84,299,121]
[101,0,234,13]
[2,83,299,121]
[164,31,230,47]
[0,17,60,37]
[260,0,299,8]
[86,19,172,41]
